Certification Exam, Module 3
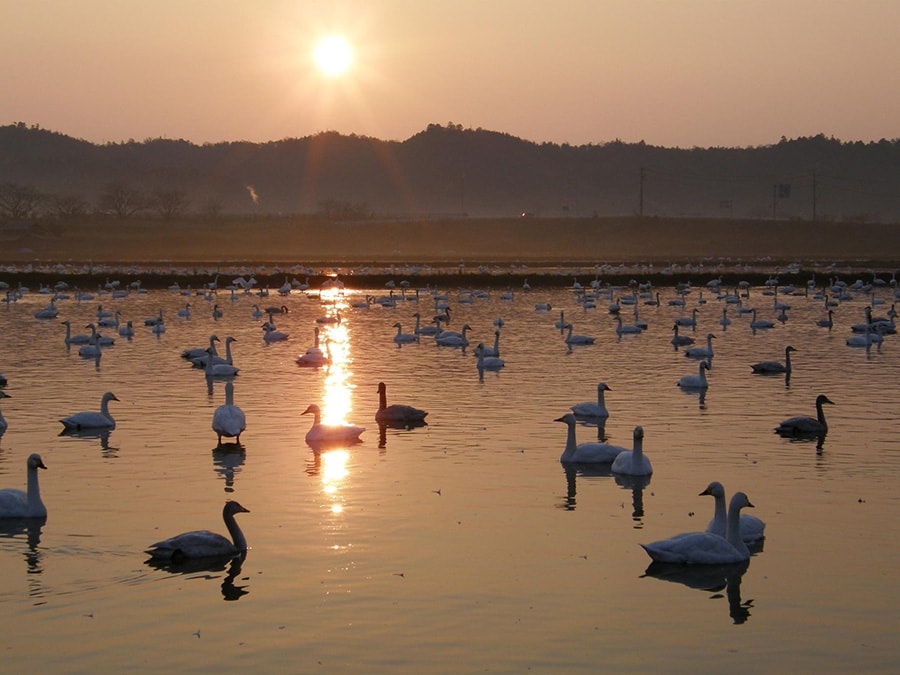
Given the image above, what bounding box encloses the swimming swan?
[145,500,250,560]
[302,404,365,445]
[775,394,834,436]
[60,391,119,430]
[475,343,505,370]
[751,345,796,374]
[555,413,626,463]
[0,453,47,518]
[677,361,710,389]
[375,382,428,425]
[570,382,611,418]
[212,381,246,446]
[684,333,716,359]
[563,323,596,345]
[640,492,754,564]
[611,426,652,476]
[701,481,766,543]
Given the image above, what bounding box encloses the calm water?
[0,278,898,672]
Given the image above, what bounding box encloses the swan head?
[301,404,321,416]
[27,453,47,471]
[597,382,611,392]
[786,345,797,353]
[0,390,10,400]
[224,500,250,517]
[633,426,644,440]
[706,333,717,340]
[554,413,576,425]
[730,492,754,510]
[226,336,237,343]
[377,382,387,394]
[816,394,835,406]
[699,481,724,497]
[393,322,402,328]
[102,392,119,403]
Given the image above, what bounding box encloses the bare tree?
[152,188,191,219]
[0,182,44,220]
[49,194,90,218]
[98,182,148,219]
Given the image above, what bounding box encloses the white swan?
[611,426,652,476]
[475,343,505,370]
[413,312,440,336]
[62,319,91,345]
[816,310,834,329]
[60,391,119,430]
[0,390,9,433]
[674,308,698,327]
[435,324,472,347]
[846,323,883,347]
[614,315,643,335]
[183,334,219,362]
[555,413,626,463]
[701,481,766,543]
[262,320,289,343]
[0,453,47,518]
[474,330,501,358]
[375,382,428,425]
[177,303,191,318]
[677,361,710,389]
[296,327,329,366]
[204,347,239,377]
[751,345,796,374]
[570,382,611,418]
[118,320,135,337]
[775,394,834,436]
[145,500,250,560]
[212,381,246,446]
[719,307,732,326]
[640,492,754,564]
[671,323,695,346]
[749,308,775,329]
[392,322,418,344]
[684,333,716,359]
[564,323,596,345]
[302,404,365,445]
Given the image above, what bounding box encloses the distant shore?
[1,216,898,288]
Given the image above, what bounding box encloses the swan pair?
[641,491,755,564]
[555,416,650,476]
[146,500,249,561]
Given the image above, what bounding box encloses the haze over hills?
[1,122,898,223]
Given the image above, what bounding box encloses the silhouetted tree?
[49,193,90,218]
[152,188,191,219]
[98,182,148,219]
[0,182,44,219]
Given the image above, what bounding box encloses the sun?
[313,36,353,77]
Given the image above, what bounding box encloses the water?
[0,280,898,672]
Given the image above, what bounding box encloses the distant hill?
[1,122,898,222]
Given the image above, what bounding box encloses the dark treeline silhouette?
[1,121,898,223]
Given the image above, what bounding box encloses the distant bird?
[751,345,796,375]
[375,382,428,426]
[0,453,47,518]
[212,381,246,446]
[555,413,625,463]
[775,394,834,436]
[145,501,250,561]
[60,391,119,430]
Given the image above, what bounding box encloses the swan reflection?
[614,473,652,525]
[145,551,249,601]
[212,443,245,492]
[58,427,117,454]
[0,517,47,600]
[642,559,753,624]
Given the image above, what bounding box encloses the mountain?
[1,122,898,222]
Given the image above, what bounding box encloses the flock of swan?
[0,269,898,566]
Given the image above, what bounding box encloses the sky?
[2,0,898,149]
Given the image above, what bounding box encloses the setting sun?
[313,35,353,77]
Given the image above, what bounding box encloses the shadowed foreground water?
[0,278,897,672]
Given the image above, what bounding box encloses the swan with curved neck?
[571,382,611,418]
[684,333,716,359]
[60,391,119,430]
[0,453,47,518]
[640,492,754,564]
[677,361,710,389]
[751,345,796,374]
[145,501,250,560]
[302,404,365,444]
[775,394,834,436]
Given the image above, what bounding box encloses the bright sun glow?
[314,36,353,77]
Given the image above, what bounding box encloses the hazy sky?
[3,0,897,148]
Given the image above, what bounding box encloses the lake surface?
[0,276,898,672]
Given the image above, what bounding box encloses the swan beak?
[38,460,47,470]
[699,486,711,496]
[746,500,755,509]
[553,416,567,423]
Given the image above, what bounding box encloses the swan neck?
[27,465,43,512]
[725,505,749,556]
[224,512,247,551]
[561,423,577,459]
[816,401,828,427]
[711,494,727,536]
[378,388,387,412]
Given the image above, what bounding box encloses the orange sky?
[2,0,897,148]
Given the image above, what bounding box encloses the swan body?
[751,345,796,374]
[0,453,47,518]
[615,315,643,335]
[435,324,472,347]
[474,330,501,358]
[212,381,246,445]
[701,481,766,543]
[475,343,505,370]
[375,382,428,425]
[204,347,239,377]
[570,382,611,418]
[671,323,695,346]
[60,391,119,430]
[775,394,834,436]
[297,327,329,366]
[392,322,418,344]
[684,333,716,359]
[641,492,754,564]
[675,308,698,327]
[816,310,834,329]
[564,323,595,345]
[677,361,710,389]
[145,501,250,560]
[118,320,135,337]
[555,413,626,463]
[413,312,440,336]
[62,320,91,345]
[749,309,775,329]
[611,426,652,476]
[302,404,365,444]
